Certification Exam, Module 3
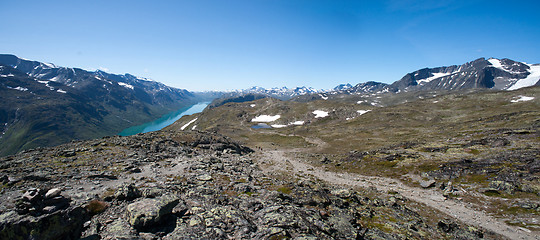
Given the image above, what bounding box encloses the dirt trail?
[259,149,538,240]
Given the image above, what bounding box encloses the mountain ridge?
[224,57,540,101]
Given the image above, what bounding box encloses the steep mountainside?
[389,57,540,92]
[0,54,200,156]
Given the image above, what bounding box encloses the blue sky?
[1,0,539,91]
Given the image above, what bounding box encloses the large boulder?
[126,195,179,230]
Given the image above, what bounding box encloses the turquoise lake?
[118,102,209,136]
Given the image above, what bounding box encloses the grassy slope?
[171,87,538,152]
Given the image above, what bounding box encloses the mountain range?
[230,57,540,100]
[1,55,539,156]
[0,54,202,156]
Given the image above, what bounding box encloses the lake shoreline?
[118,102,210,136]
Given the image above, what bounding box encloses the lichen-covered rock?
[114,183,141,201]
[126,195,179,230]
[489,180,516,194]
[99,218,139,240]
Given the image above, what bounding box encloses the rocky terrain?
[0,128,513,239]
[167,86,539,239]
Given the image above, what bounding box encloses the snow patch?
[488,58,504,70]
[57,89,67,94]
[37,80,55,91]
[319,94,328,100]
[291,121,304,125]
[488,58,525,74]
[270,120,305,128]
[181,118,198,130]
[250,104,256,107]
[313,110,328,118]
[507,64,540,90]
[417,72,453,84]
[118,82,134,90]
[252,115,281,122]
[50,76,61,82]
[42,62,57,68]
[357,110,371,115]
[0,74,15,77]
[511,96,534,102]
[7,86,28,92]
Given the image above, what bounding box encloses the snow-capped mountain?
[0,54,199,156]
[335,81,389,94]
[0,54,193,105]
[389,57,540,92]
[333,83,353,91]
[233,86,321,100]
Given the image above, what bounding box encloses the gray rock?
[419,179,436,188]
[22,188,42,201]
[126,194,179,230]
[45,188,62,199]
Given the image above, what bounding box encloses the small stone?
[42,205,59,213]
[196,174,213,181]
[45,188,62,199]
[22,188,41,201]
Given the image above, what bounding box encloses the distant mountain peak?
[334,83,353,91]
[235,86,321,100]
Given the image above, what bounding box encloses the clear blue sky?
[1,0,539,91]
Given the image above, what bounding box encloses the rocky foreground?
[0,130,504,239]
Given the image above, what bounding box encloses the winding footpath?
[259,149,538,240]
